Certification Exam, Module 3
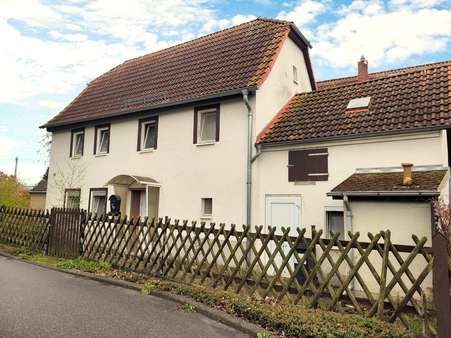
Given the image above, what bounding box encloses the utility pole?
[14,157,18,178]
[14,157,18,196]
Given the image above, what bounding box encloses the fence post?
[432,231,450,338]
[378,230,390,319]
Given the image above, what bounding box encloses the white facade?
[46,36,312,224]
[46,32,449,244]
[252,131,448,237]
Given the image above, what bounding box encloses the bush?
[57,257,111,272]
[149,280,408,338]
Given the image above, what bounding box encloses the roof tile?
[44,18,294,128]
[258,60,451,144]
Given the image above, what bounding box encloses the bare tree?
[50,161,86,208]
[38,131,52,163]
[431,198,451,269]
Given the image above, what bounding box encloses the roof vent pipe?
[402,163,413,186]
[357,55,368,83]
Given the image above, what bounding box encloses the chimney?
[357,55,368,83]
[402,163,413,186]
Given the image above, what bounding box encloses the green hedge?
[150,280,408,338]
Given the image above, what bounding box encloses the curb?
[0,251,268,337]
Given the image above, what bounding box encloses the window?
[293,65,298,84]
[194,105,219,144]
[347,96,371,110]
[326,210,344,240]
[94,125,110,155]
[201,198,212,217]
[137,117,158,151]
[288,148,328,182]
[89,188,108,216]
[64,189,81,208]
[70,129,84,157]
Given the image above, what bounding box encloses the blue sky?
[1,0,450,185]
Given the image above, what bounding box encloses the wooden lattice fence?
[81,216,437,330]
[0,206,49,251]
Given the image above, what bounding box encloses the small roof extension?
[328,168,448,199]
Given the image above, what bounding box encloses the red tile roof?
[258,60,451,145]
[43,18,313,129]
[329,169,447,196]
[317,60,451,90]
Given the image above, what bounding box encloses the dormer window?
[70,128,84,158]
[137,117,158,151]
[346,96,371,116]
[94,124,110,155]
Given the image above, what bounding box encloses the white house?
[42,18,450,245]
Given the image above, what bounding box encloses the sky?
[0,0,450,186]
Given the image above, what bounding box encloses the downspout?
[343,193,352,235]
[343,193,355,290]
[242,89,253,227]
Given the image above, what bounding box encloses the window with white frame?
[138,117,158,151]
[95,125,110,154]
[293,65,298,84]
[326,210,344,240]
[65,189,81,208]
[71,129,84,157]
[201,198,213,218]
[89,189,107,216]
[194,105,219,144]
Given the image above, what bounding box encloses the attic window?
[346,96,371,116]
[347,97,371,110]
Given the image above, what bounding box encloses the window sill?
[293,181,316,185]
[139,148,155,154]
[71,156,82,160]
[95,153,108,157]
[200,215,212,220]
[196,141,216,147]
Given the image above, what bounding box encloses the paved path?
[0,256,248,338]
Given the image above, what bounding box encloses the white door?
[265,195,301,235]
[265,195,301,275]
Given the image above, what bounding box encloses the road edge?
[0,251,267,337]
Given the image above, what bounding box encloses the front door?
[130,190,142,219]
[265,195,301,276]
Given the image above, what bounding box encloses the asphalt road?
[0,256,248,338]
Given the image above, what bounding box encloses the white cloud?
[201,14,257,34]
[283,0,451,68]
[0,135,16,161]
[0,0,218,103]
[39,100,64,110]
[277,0,327,26]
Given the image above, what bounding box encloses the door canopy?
[105,175,160,188]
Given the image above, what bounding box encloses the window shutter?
[305,148,328,181]
[137,120,142,151]
[93,127,98,155]
[193,109,198,144]
[215,107,220,142]
[153,116,159,149]
[288,148,328,182]
[80,132,84,156]
[70,131,74,157]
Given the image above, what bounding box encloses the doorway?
[265,195,301,276]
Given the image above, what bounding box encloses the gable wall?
[254,37,312,138]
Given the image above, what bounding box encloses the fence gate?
[47,208,86,258]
